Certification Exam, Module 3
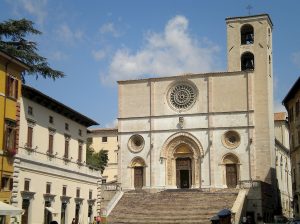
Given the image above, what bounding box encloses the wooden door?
[134,167,143,189]
[226,164,237,188]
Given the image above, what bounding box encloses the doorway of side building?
[223,154,239,188]
[130,157,146,189]
[176,158,191,189]
[134,167,143,189]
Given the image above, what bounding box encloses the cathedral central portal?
[161,132,203,189]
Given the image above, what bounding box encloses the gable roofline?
[22,85,99,127]
[0,50,30,70]
[282,77,300,106]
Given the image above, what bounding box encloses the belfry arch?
[160,132,204,188]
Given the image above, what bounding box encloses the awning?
[45,207,58,214]
[0,202,23,216]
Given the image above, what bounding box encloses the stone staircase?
[108,189,239,224]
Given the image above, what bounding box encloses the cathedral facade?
[118,13,274,198]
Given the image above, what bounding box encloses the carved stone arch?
[160,132,203,188]
[160,132,204,159]
[222,153,240,164]
[222,153,240,188]
[129,156,146,168]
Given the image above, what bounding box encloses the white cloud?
[101,15,221,84]
[6,0,48,25]
[49,51,68,61]
[105,119,118,128]
[99,22,120,37]
[292,52,300,68]
[92,49,107,61]
[56,24,84,44]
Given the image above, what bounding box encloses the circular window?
[128,134,145,153]
[222,131,241,149]
[168,82,197,111]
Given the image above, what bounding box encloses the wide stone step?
[108,190,238,224]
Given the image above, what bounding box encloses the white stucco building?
[118,14,276,222]
[12,85,101,224]
[274,112,293,218]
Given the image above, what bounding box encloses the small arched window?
[241,24,254,45]
[241,52,254,71]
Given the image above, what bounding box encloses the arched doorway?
[130,157,146,189]
[175,145,193,188]
[223,154,239,188]
[160,132,204,189]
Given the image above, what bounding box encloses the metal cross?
[246,5,253,15]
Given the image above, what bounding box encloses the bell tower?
[226,14,275,183]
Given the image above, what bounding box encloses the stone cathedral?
[117,14,275,219]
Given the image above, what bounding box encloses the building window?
[76,188,80,198]
[62,185,67,196]
[64,136,70,158]
[102,137,108,142]
[102,179,107,184]
[6,75,18,99]
[65,123,69,131]
[24,179,30,191]
[48,134,54,154]
[4,120,16,152]
[241,24,254,45]
[89,190,92,200]
[27,126,33,148]
[28,106,33,116]
[78,141,83,163]
[49,116,53,124]
[78,129,82,136]
[46,182,51,194]
[241,52,254,71]
[1,176,13,191]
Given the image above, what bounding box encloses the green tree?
[0,18,64,80]
[86,138,108,173]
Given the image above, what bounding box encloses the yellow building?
[0,50,28,208]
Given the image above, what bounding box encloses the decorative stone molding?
[129,157,146,168]
[128,134,145,153]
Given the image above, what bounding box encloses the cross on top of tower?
[246,5,253,15]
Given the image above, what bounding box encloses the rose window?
[169,84,196,110]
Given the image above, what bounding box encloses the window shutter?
[14,79,18,98]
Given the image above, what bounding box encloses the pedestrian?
[71,218,76,224]
[96,216,101,224]
[50,221,58,224]
[92,216,97,224]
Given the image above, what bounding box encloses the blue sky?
[1,0,299,127]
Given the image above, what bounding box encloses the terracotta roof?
[22,85,99,127]
[88,127,118,133]
[274,112,287,121]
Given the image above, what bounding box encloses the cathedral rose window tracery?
[168,82,197,111]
